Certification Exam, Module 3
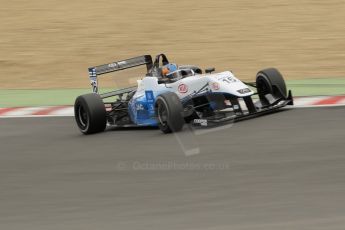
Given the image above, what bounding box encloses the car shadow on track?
[106,126,159,132]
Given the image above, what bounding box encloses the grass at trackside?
[0,89,90,107]
[287,78,345,97]
[1,78,345,107]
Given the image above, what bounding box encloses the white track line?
[289,104,345,108]
[49,107,74,116]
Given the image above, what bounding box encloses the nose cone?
[208,71,254,97]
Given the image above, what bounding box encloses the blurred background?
[1,0,345,90]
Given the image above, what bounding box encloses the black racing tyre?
[256,68,287,102]
[155,92,184,133]
[74,93,107,134]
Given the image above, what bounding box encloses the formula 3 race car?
[74,54,293,134]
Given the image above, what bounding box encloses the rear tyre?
[74,93,107,134]
[155,92,184,133]
[256,68,287,103]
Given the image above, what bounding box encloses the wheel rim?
[257,77,271,95]
[78,105,88,129]
[157,102,168,127]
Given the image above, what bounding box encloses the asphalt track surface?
[1,107,345,230]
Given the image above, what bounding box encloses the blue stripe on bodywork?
[128,90,158,126]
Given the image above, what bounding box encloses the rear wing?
[88,55,153,93]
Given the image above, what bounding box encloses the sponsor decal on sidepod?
[178,84,188,94]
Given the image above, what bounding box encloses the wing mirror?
[205,68,215,74]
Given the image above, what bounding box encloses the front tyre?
[155,92,184,133]
[74,93,107,134]
[256,68,287,104]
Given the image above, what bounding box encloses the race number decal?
[222,76,238,84]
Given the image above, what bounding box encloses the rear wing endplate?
[88,55,153,93]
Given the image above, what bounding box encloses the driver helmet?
[162,63,178,76]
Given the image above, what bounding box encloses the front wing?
[192,95,293,128]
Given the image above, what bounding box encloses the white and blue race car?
[74,54,293,134]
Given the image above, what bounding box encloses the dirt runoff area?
[1,0,345,89]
